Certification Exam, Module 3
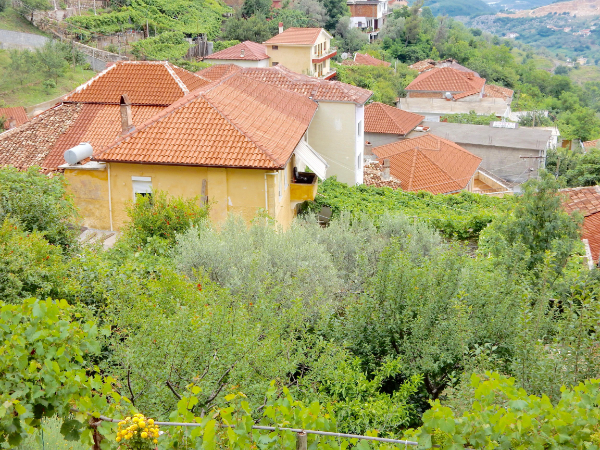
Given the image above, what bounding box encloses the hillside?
[499,0,600,17]
[424,0,495,16]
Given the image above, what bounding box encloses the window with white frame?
[132,176,152,201]
[358,120,363,136]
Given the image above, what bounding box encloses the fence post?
[296,432,307,450]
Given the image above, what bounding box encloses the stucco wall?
[202,59,269,68]
[458,144,542,184]
[307,102,359,185]
[266,45,312,75]
[355,104,365,185]
[365,132,401,147]
[66,162,294,231]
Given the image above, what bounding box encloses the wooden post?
[296,432,307,450]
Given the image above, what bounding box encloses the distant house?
[203,41,269,68]
[408,58,478,75]
[398,66,513,121]
[583,138,600,150]
[562,186,600,268]
[505,32,519,38]
[352,53,391,67]
[263,26,336,79]
[347,0,391,40]
[364,101,423,147]
[406,122,554,184]
[368,134,482,194]
[0,107,28,131]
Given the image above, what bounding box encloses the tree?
[334,17,368,53]
[554,64,570,75]
[241,0,272,17]
[404,0,423,45]
[479,171,582,276]
[8,49,34,86]
[34,40,68,84]
[291,0,329,27]
[222,13,276,43]
[379,13,405,41]
[557,107,600,142]
[323,0,350,31]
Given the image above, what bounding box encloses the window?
[357,153,362,170]
[132,176,152,201]
[358,120,363,136]
[272,45,278,50]
[272,61,279,66]
[358,21,363,27]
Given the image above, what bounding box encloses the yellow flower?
[148,419,154,425]
[133,417,139,423]
[118,421,125,426]
[153,439,158,444]
[141,432,148,438]
[116,437,121,442]
[125,417,131,421]
[126,434,132,440]
[139,421,146,428]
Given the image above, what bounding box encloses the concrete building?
[347,0,390,40]
[263,27,336,79]
[406,122,554,184]
[202,41,270,68]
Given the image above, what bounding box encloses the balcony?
[290,172,318,202]
[312,47,337,64]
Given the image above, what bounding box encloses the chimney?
[7,117,17,130]
[240,48,245,57]
[381,159,391,181]
[120,94,134,134]
[279,22,283,34]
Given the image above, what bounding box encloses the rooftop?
[196,64,242,81]
[398,97,510,117]
[204,41,269,61]
[583,138,600,149]
[94,73,318,169]
[364,102,423,135]
[405,67,485,96]
[371,134,482,194]
[484,84,514,101]
[562,186,600,265]
[409,122,553,150]
[354,53,391,67]
[0,107,28,128]
[63,61,211,106]
[408,59,476,75]
[263,28,329,45]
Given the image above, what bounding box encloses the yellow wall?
[65,161,296,231]
[266,44,313,75]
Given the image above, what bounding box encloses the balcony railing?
[312,47,337,63]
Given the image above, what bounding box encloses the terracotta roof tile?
[196,64,242,81]
[0,107,28,128]
[562,186,600,216]
[205,41,269,60]
[583,211,600,263]
[264,28,327,45]
[409,60,435,72]
[372,134,482,194]
[354,53,391,67]
[405,67,485,96]
[484,84,514,100]
[64,61,211,105]
[94,73,317,169]
[240,65,372,104]
[365,102,423,135]
[583,138,600,149]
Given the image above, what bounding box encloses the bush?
[123,190,208,248]
[0,166,78,249]
[212,40,240,52]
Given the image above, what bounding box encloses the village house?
[203,41,270,68]
[0,107,28,131]
[366,134,482,194]
[198,64,373,185]
[342,52,391,67]
[562,186,600,269]
[346,0,390,40]
[263,26,337,79]
[363,101,424,147]
[405,122,554,185]
[398,66,514,121]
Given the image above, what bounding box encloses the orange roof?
[264,28,328,45]
[562,186,600,264]
[408,60,435,73]
[372,134,482,194]
[64,61,211,105]
[405,67,485,96]
[364,102,423,135]
[484,84,514,100]
[196,64,242,81]
[240,65,372,104]
[94,73,317,169]
[583,138,600,149]
[205,41,269,61]
[0,103,163,172]
[0,107,28,128]
[354,53,391,67]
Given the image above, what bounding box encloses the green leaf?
[60,419,84,441]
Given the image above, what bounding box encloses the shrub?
[123,190,208,248]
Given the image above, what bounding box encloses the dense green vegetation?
[424,0,494,18]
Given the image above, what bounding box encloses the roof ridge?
[164,62,189,95]
[66,63,118,99]
[417,138,479,190]
[407,148,419,191]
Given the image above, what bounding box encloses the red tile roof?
[484,84,514,100]
[205,41,269,61]
[408,60,435,73]
[364,102,423,135]
[583,139,600,149]
[562,186,600,264]
[94,73,317,169]
[0,107,28,128]
[196,64,242,81]
[405,67,485,96]
[264,28,328,45]
[64,61,211,105]
[240,65,372,104]
[354,53,391,67]
[372,134,482,194]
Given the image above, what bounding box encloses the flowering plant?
[116,413,160,450]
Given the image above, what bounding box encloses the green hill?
[424,0,494,17]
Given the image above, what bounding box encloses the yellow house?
[61,72,328,231]
[263,26,336,79]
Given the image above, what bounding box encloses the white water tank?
[64,143,93,165]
